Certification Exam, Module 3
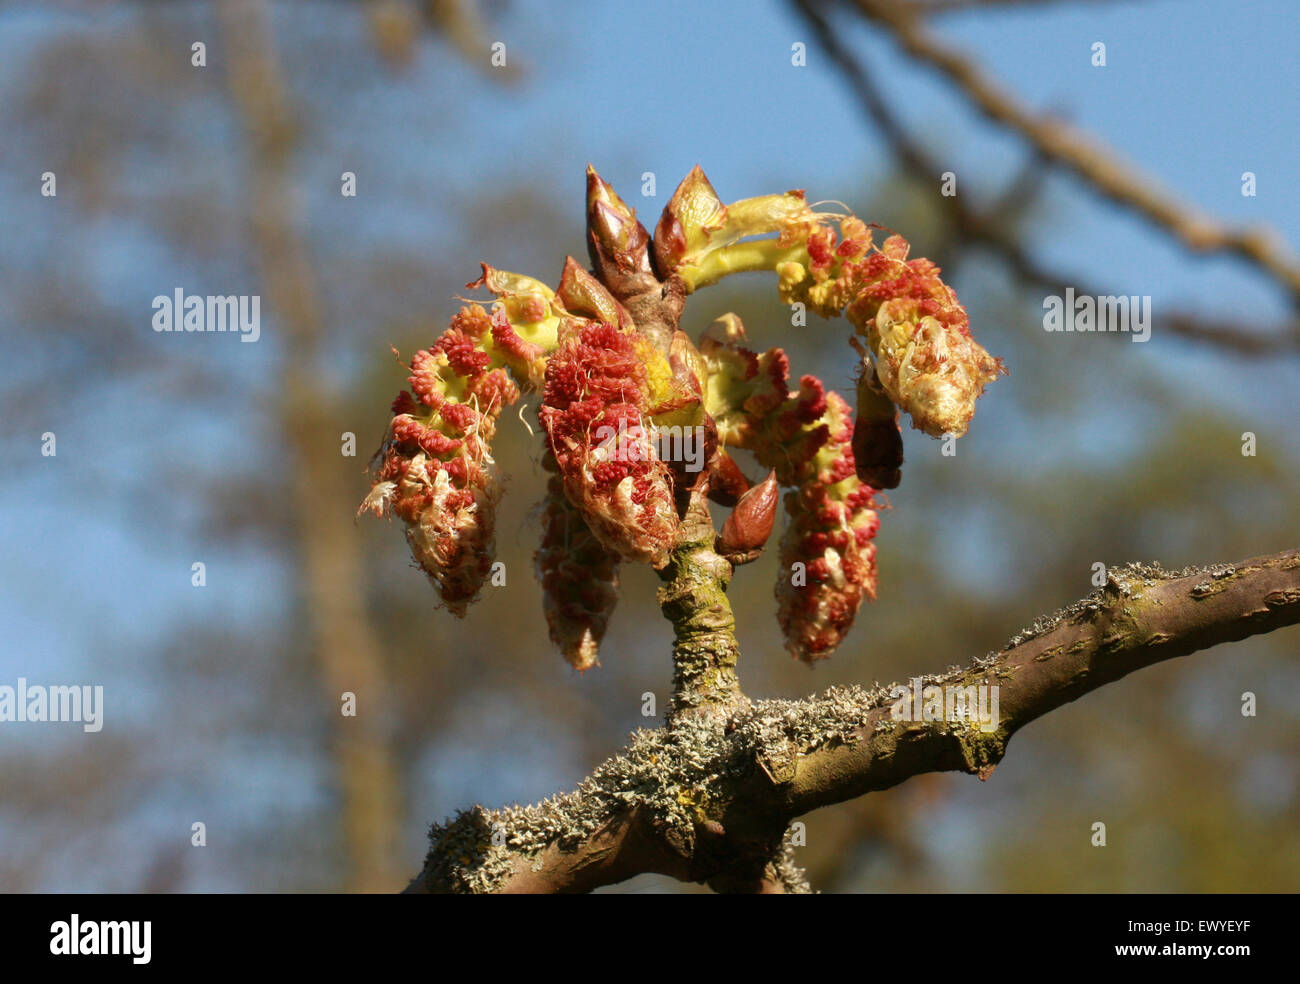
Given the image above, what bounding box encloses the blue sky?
[1,0,1297,889]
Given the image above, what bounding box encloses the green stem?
[678,240,809,292]
[656,491,747,722]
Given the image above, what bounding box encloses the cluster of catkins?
[364,166,1003,667]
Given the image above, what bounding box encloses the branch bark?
[657,489,747,723]
[406,547,1300,893]
[220,0,404,893]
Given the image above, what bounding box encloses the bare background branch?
[797,0,1300,353]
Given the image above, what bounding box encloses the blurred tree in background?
[0,0,1296,893]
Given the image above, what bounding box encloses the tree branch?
[658,489,748,723]
[406,547,1300,893]
[786,550,1300,811]
[795,0,1300,355]
[843,0,1300,301]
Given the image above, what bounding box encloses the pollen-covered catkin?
[364,254,646,613]
[535,467,620,672]
[700,315,881,661]
[654,167,1004,441]
[539,322,680,567]
[362,303,519,615]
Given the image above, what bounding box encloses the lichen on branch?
[407,548,1300,894]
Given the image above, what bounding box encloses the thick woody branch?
[784,549,1300,813]
[406,548,1300,893]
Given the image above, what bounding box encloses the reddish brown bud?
[366,0,418,66]
[707,451,751,507]
[585,165,654,292]
[555,255,632,329]
[653,213,687,279]
[852,416,902,490]
[667,330,706,400]
[654,165,725,277]
[852,363,903,490]
[718,469,778,562]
